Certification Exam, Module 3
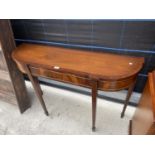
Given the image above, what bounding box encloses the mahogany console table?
[12,43,144,131]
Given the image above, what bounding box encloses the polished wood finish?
[12,43,144,130]
[13,44,144,81]
[29,66,92,88]
[130,71,155,135]
[91,80,98,131]
[25,65,48,115]
[0,20,30,112]
[121,80,136,118]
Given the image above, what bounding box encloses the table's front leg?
[121,80,136,118]
[24,65,49,116]
[91,80,98,131]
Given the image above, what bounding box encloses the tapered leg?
[121,81,136,118]
[91,80,98,131]
[33,76,43,96]
[129,120,132,135]
[24,65,49,116]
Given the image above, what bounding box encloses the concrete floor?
[0,82,135,135]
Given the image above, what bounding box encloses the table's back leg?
[33,76,43,96]
[24,65,49,116]
[121,81,136,118]
[91,80,98,131]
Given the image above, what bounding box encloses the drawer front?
[98,75,137,91]
[30,67,91,88]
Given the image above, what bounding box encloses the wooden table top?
[12,43,144,80]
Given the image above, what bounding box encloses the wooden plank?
[0,20,30,113]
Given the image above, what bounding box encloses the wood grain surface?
[0,20,30,112]
[12,43,144,80]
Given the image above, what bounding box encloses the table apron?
[26,66,137,91]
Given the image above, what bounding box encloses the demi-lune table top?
[12,43,144,80]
